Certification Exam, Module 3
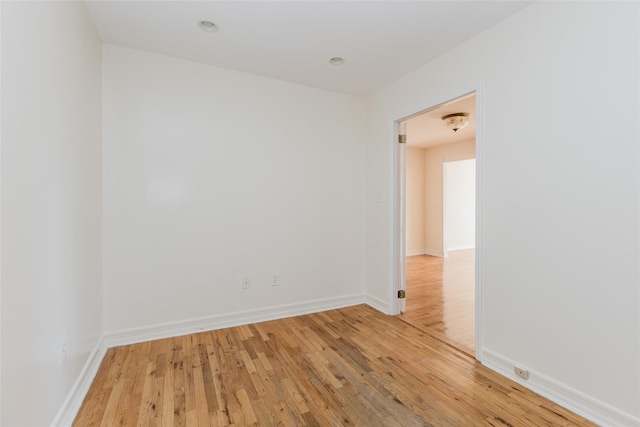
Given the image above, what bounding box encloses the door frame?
[390,83,484,361]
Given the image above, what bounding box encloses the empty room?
[1,1,639,426]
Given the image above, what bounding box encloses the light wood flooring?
[74,304,595,426]
[401,250,475,356]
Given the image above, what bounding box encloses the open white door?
[394,121,407,314]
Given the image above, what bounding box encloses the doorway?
[392,89,482,359]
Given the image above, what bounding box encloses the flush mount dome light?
[441,112,470,132]
[198,20,219,32]
[329,57,345,65]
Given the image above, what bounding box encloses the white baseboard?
[406,248,427,256]
[446,243,475,251]
[424,248,445,257]
[52,337,108,427]
[104,294,367,348]
[405,248,447,257]
[364,294,390,314]
[482,349,640,427]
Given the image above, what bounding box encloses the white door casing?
[390,83,484,361]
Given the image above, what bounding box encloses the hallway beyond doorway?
[400,250,475,356]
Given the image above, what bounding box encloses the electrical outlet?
[242,277,251,289]
[272,273,280,286]
[514,366,529,380]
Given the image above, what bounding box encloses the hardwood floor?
[74,304,595,427]
[401,250,475,356]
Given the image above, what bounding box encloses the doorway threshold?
[396,314,475,359]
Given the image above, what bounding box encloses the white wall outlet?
[242,277,251,289]
[514,366,529,380]
[272,273,280,286]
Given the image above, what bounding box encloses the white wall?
[406,147,425,255]
[424,139,475,257]
[102,45,366,333]
[1,2,103,426]
[365,2,639,425]
[444,159,475,252]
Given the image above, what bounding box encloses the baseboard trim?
[406,249,446,258]
[482,349,640,427]
[424,248,445,257]
[364,294,390,314]
[104,294,367,348]
[446,244,475,251]
[406,248,426,256]
[52,336,108,427]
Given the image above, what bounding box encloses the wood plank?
[191,338,212,426]
[161,338,175,427]
[171,339,187,427]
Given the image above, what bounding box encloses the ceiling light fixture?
[198,20,219,32]
[441,113,470,132]
[329,57,345,65]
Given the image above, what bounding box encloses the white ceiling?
[84,1,532,96]
[405,93,476,148]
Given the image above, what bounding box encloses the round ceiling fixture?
[441,113,470,132]
[329,57,345,65]
[198,20,219,32]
